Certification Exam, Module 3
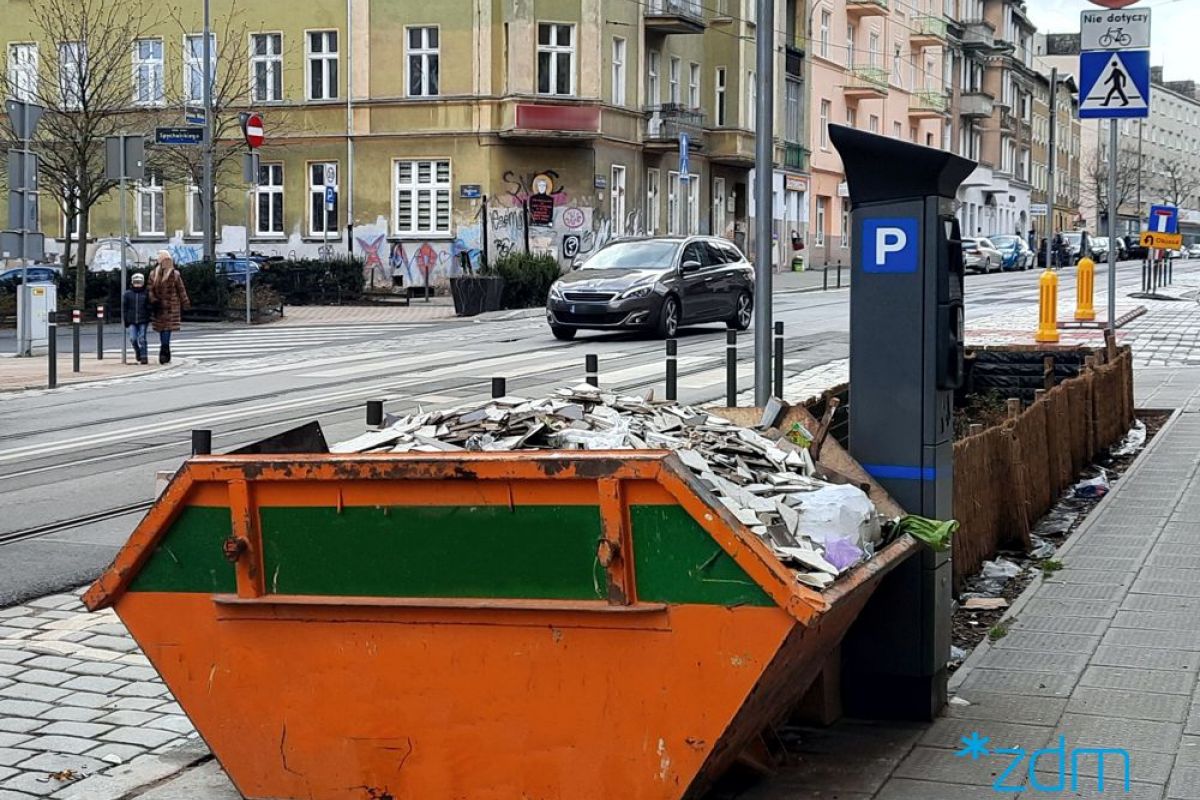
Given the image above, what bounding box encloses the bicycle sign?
[1081,8,1150,51]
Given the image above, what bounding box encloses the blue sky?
[1027,0,1196,82]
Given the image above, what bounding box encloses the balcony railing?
[645,0,706,34]
[846,0,889,17]
[909,90,948,116]
[845,64,890,96]
[645,104,706,148]
[962,20,995,48]
[959,91,994,118]
[784,142,808,170]
[911,15,948,43]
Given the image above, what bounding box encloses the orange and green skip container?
[85,450,918,800]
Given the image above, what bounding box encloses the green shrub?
[482,253,560,309]
[257,258,364,305]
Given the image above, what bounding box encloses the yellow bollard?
[1035,268,1060,343]
[1075,257,1096,322]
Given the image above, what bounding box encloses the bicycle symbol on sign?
[1098,27,1132,47]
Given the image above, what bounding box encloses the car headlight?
[618,282,655,300]
[549,282,565,300]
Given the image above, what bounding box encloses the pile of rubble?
[333,385,883,589]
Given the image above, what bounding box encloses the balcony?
[846,0,888,18]
[644,104,707,151]
[501,101,602,141]
[910,15,947,47]
[784,142,808,170]
[959,91,994,119]
[961,20,996,49]
[1000,111,1017,132]
[706,129,756,167]
[843,64,889,99]
[909,90,948,119]
[644,0,706,35]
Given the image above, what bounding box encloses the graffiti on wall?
[169,244,202,265]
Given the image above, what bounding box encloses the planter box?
[450,276,505,317]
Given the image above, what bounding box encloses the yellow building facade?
[3,0,809,284]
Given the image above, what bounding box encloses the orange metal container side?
[85,451,918,800]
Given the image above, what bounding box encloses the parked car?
[546,237,754,340]
[1122,235,1149,261]
[1090,237,1111,262]
[0,265,61,286]
[1188,243,1200,259]
[962,237,1003,273]
[213,257,263,286]
[988,235,1034,271]
[1060,232,1088,264]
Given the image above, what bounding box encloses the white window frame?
[255,163,285,237]
[536,22,575,96]
[393,159,451,237]
[306,30,339,101]
[250,32,283,103]
[815,197,827,246]
[714,67,727,126]
[846,106,857,128]
[183,34,215,105]
[667,171,680,235]
[840,199,851,248]
[187,183,208,238]
[646,168,661,235]
[611,165,627,237]
[893,120,902,138]
[668,56,680,104]
[647,50,660,107]
[868,33,880,68]
[688,62,700,109]
[819,11,830,58]
[59,41,86,110]
[132,38,163,106]
[869,114,880,133]
[746,70,756,130]
[309,161,338,237]
[8,44,38,102]
[847,23,856,65]
[611,37,626,105]
[687,174,700,235]
[405,26,439,98]
[136,169,165,237]
[713,176,727,238]
[819,100,830,148]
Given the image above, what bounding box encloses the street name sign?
[155,127,204,145]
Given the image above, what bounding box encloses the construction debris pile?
[333,385,884,589]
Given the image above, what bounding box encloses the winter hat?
[131,274,145,285]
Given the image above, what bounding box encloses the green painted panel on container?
[631,505,774,607]
[258,505,608,600]
[129,506,236,593]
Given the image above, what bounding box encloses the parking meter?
[829,124,974,720]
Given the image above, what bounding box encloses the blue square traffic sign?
[1148,205,1179,234]
[1079,49,1150,119]
[862,218,919,274]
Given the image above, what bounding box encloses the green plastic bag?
[895,515,959,552]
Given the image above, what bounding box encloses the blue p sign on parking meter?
[862,219,920,273]
[679,132,690,180]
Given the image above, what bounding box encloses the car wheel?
[657,295,680,339]
[550,324,576,341]
[727,292,753,331]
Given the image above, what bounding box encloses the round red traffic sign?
[1088,0,1139,8]
[243,113,264,149]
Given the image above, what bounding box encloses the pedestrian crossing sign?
[1079,49,1150,118]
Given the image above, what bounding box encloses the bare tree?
[0,0,159,302]
[1082,144,1141,232]
[1155,159,1199,210]
[146,0,296,247]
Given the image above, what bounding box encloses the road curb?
[0,355,187,394]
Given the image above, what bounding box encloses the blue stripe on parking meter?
[862,218,919,273]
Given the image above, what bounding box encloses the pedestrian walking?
[149,250,189,364]
[122,272,151,364]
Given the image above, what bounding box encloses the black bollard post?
[366,400,384,428]
[491,377,507,398]
[823,265,829,291]
[47,321,57,389]
[191,429,212,456]
[726,330,737,407]
[665,339,678,401]
[773,321,784,398]
[585,354,598,387]
[837,260,843,289]
[72,309,81,374]
[96,305,104,360]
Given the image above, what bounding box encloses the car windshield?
[962,238,979,250]
[1062,233,1082,245]
[580,241,680,271]
[991,236,1019,247]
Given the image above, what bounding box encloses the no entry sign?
[242,113,264,149]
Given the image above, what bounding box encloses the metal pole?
[345,0,355,257]
[366,400,383,428]
[1045,67,1057,274]
[96,306,104,360]
[47,321,57,388]
[585,353,598,387]
[726,330,738,407]
[119,147,128,364]
[491,377,506,398]
[1107,120,1117,333]
[201,0,215,262]
[665,339,677,401]
[72,310,80,373]
[773,320,784,397]
[752,0,775,407]
[191,429,212,456]
[1136,119,1143,213]
[17,141,31,357]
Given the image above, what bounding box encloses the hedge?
[481,253,560,310]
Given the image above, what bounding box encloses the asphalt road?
[0,260,1156,605]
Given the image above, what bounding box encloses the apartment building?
[2,0,808,282]
[806,0,950,266]
[945,0,1036,240]
[1029,68,1082,243]
[1040,35,1200,241]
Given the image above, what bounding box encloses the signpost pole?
[1107,119,1117,333]
[753,0,775,406]
[1045,67,1058,272]
[202,0,215,263]
[18,145,30,358]
[120,143,128,365]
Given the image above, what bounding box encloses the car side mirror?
[681,260,702,273]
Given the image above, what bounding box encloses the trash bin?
[85,450,919,800]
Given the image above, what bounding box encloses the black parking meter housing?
[829,125,974,720]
